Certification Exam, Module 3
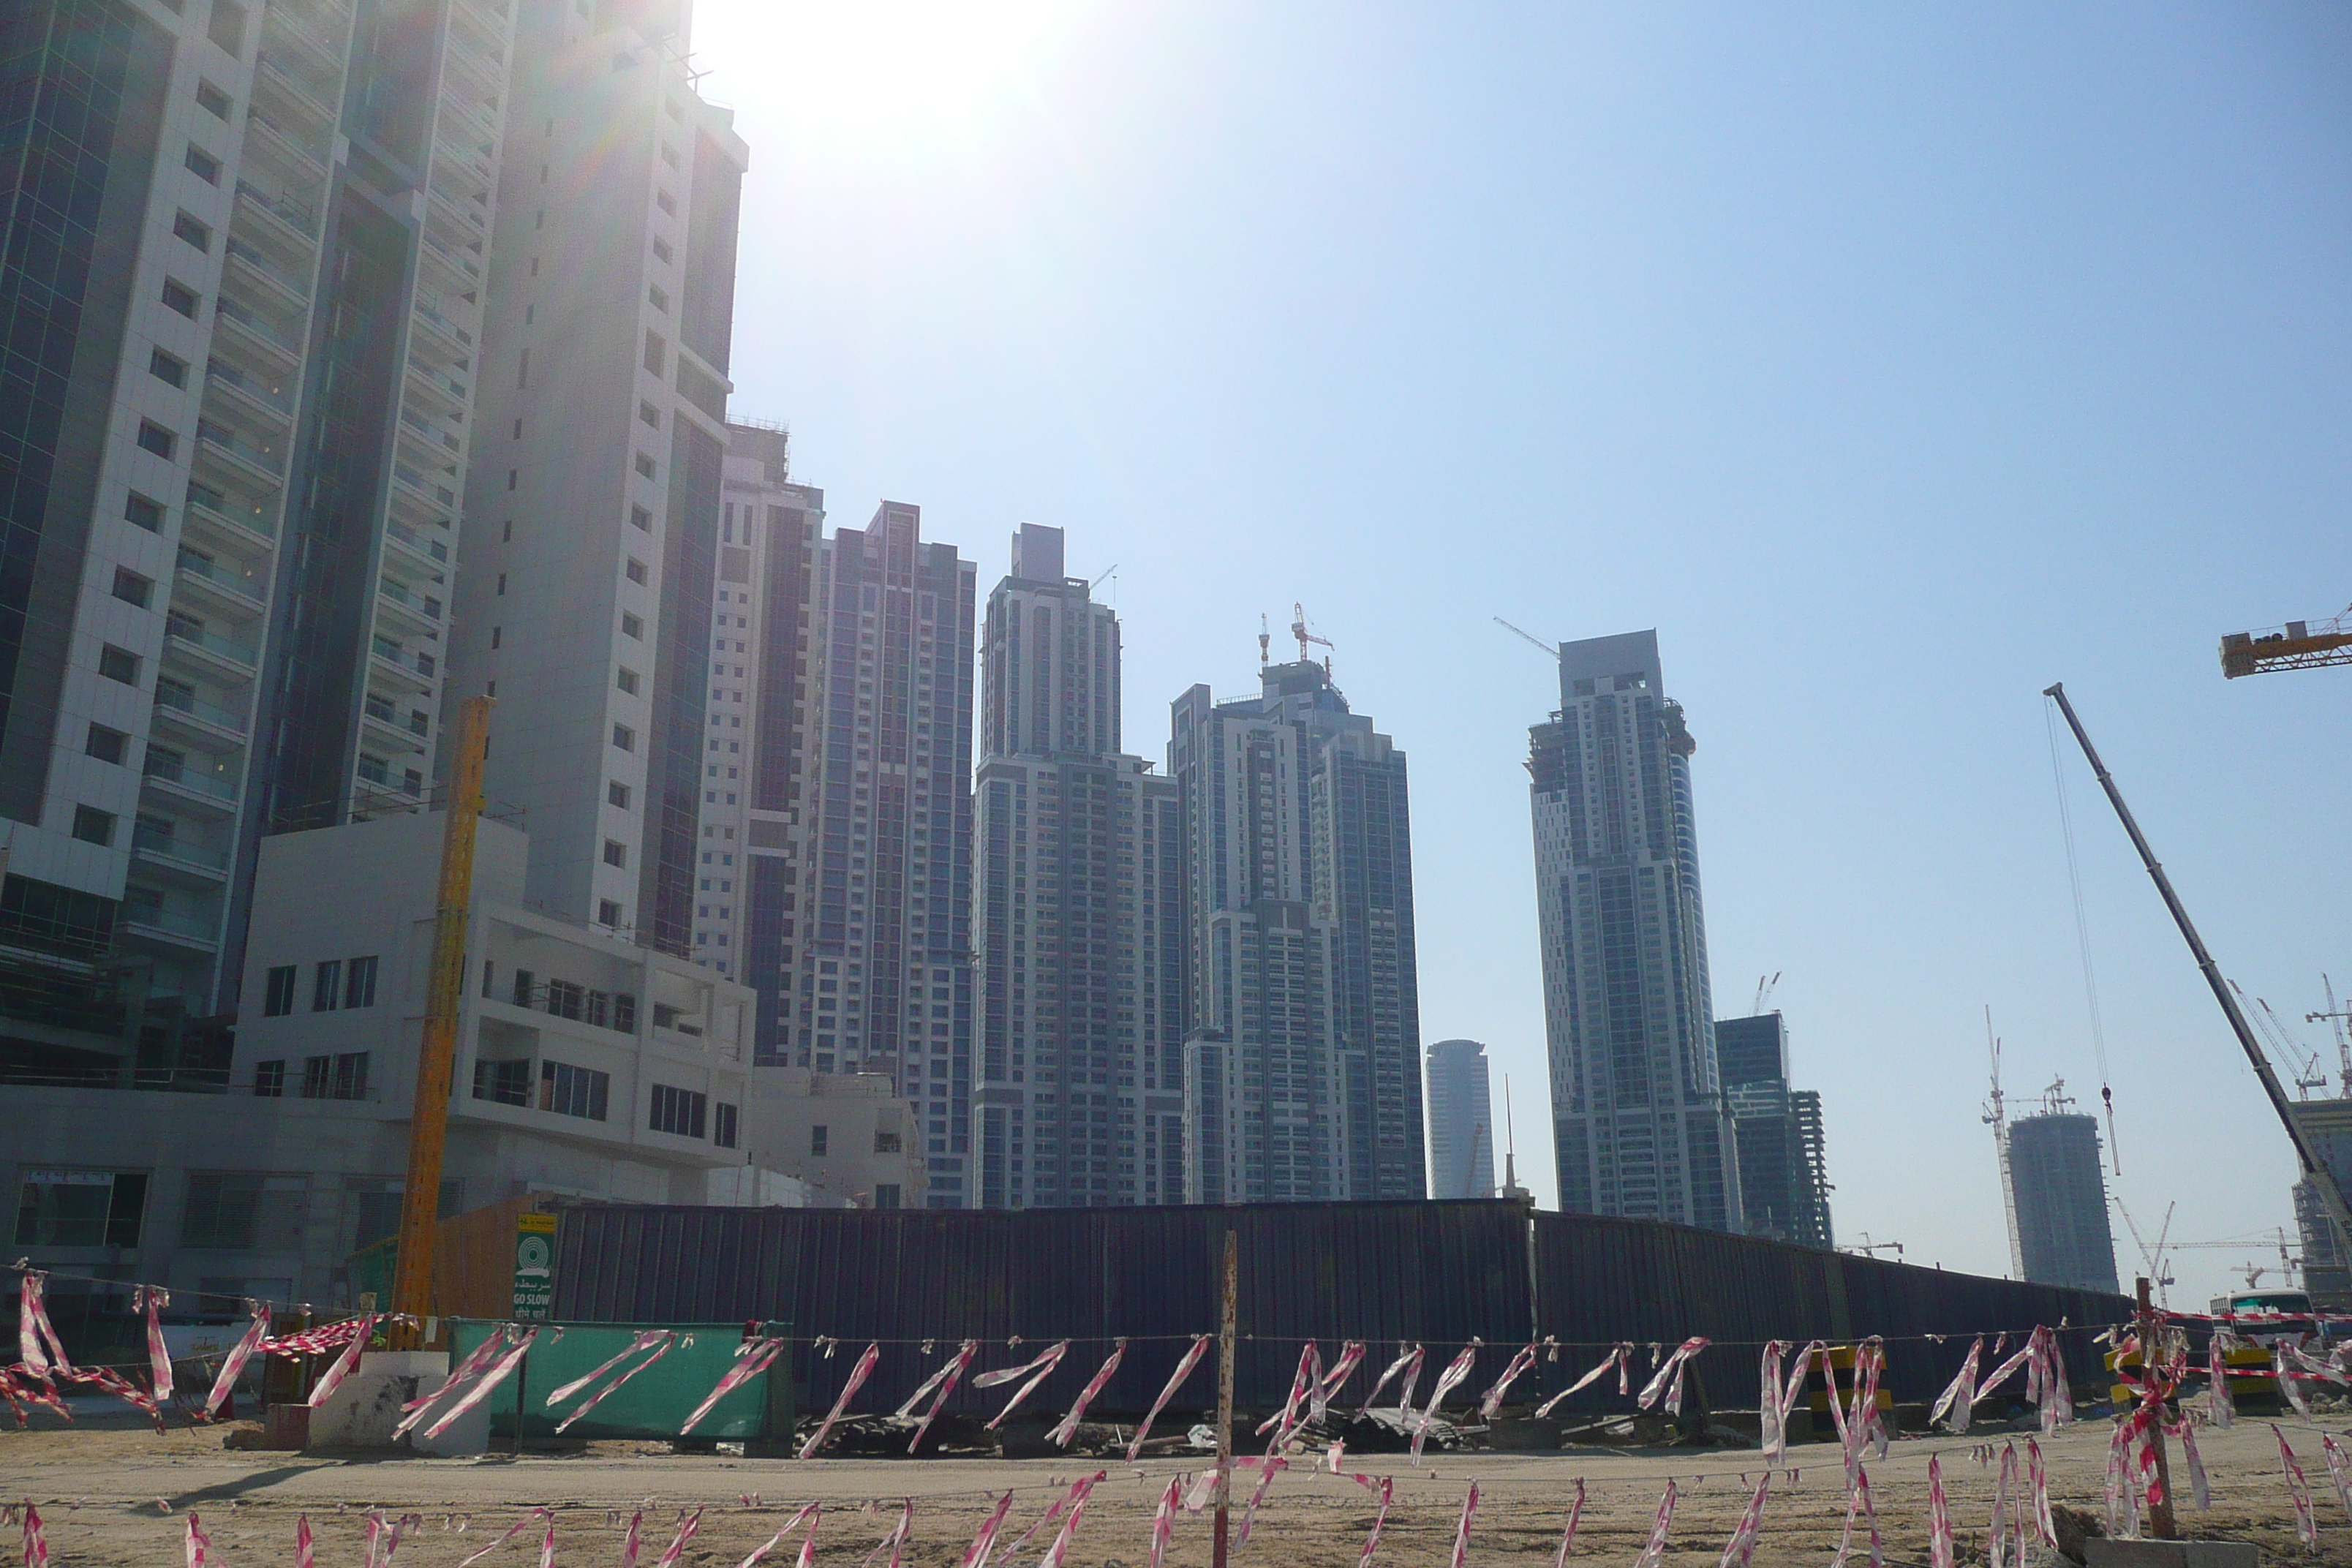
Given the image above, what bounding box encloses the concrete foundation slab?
[308,1352,451,1450]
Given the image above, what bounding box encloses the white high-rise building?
[972,524,1185,1208]
[1425,1039,1496,1199]
[792,502,976,1207]
[0,0,516,1077]
[687,420,822,1064]
[444,0,748,955]
[1529,630,1741,1231]
[1170,654,1423,1205]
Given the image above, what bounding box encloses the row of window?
[260,957,379,1017]
[253,1052,370,1101]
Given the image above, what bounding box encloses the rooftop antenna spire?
[1258,614,1270,667]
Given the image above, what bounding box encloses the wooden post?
[2137,1277,2177,1539]
[1213,1229,1237,1568]
[388,697,493,1349]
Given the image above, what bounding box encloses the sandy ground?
[4,1410,2349,1567]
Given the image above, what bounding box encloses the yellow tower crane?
[388,696,493,1347]
[2220,607,2352,678]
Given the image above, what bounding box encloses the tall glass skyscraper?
[1528,630,1740,1231]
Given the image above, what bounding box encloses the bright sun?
[693,0,1088,162]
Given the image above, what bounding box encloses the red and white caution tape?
[2208,1333,2236,1428]
[799,1341,881,1458]
[2277,1425,2319,1547]
[620,1511,643,1568]
[421,1327,540,1441]
[1047,1341,1124,1447]
[546,1330,669,1408]
[655,1509,704,1568]
[295,1516,313,1568]
[260,1320,368,1358]
[1717,1471,1768,1568]
[1350,1473,1395,1568]
[735,1504,817,1568]
[1411,1342,1482,1463]
[201,1302,270,1420]
[1829,1466,1882,1568]
[1930,1337,1983,1436]
[1536,1345,1631,1420]
[1477,1343,1539,1420]
[185,1512,217,1568]
[973,1340,1065,1428]
[1147,1477,1181,1568]
[17,1273,70,1378]
[306,1313,380,1410]
[1988,1444,2016,1568]
[2323,1435,2352,1525]
[1036,1470,1104,1568]
[1632,1480,1676,1568]
[1927,1454,1953,1568]
[900,1340,978,1453]
[1447,1480,1481,1568]
[20,1502,45,1568]
[137,1286,173,1406]
[686,1337,788,1438]
[1235,1456,1288,1547]
[459,1509,551,1568]
[1636,1337,1709,1417]
[2027,1438,2057,1548]
[1551,1477,1586,1568]
[1360,1343,1420,1416]
[1311,1341,1365,1423]
[554,1334,676,1435]
[856,1501,911,1568]
[957,1493,1013,1568]
[1127,1335,1210,1460]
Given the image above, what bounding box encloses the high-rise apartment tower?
[0,0,516,1077]
[972,525,1184,1208]
[792,502,976,1207]
[684,423,820,1057]
[1170,655,1423,1204]
[1529,630,1741,1231]
[445,0,747,953]
[1425,1039,1496,1199]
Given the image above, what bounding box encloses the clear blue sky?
[692,1,2352,1305]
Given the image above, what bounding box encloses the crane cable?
[2045,696,2122,1174]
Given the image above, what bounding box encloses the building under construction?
[2005,1088,2121,1294]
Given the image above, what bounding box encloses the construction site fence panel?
[445,1318,775,1440]
[548,1199,2133,1418]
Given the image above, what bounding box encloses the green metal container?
[447,1320,780,1441]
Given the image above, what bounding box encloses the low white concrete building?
[741,1067,927,1209]
[6,810,756,1308]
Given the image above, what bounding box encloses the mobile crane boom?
[2042,682,2352,1254]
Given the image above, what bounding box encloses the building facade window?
[540,1060,609,1120]
[649,1084,707,1138]
[13,1170,147,1247]
[263,965,296,1016]
[312,959,342,1011]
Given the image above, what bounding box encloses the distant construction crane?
[1982,1009,2025,1278]
[1752,972,1782,1015]
[1493,617,1558,658]
[1289,603,1334,670]
[2220,607,2352,679]
[2114,1196,2178,1299]
[2309,976,2352,1096]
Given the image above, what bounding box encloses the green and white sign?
[512,1212,556,1320]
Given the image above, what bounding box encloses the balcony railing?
[177,548,268,602]
[143,756,239,802]
[205,354,293,414]
[233,178,318,239]
[154,685,249,734]
[131,825,230,871]
[385,518,450,563]
[166,617,260,668]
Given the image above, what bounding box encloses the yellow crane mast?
[2220,607,2352,678]
[388,695,493,1346]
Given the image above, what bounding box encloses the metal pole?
[2136,1278,2176,1539]
[388,697,494,1349]
[2043,683,2352,1251]
[510,1343,527,1458]
[1213,1229,1237,1568]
